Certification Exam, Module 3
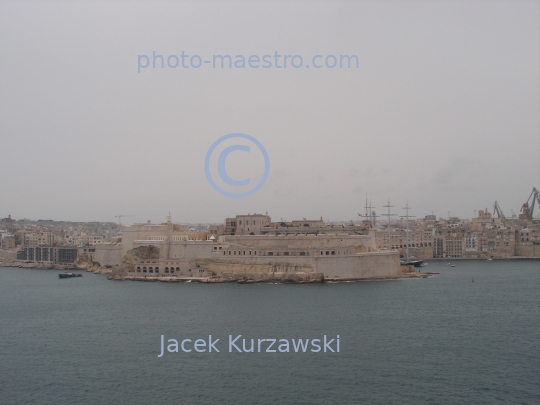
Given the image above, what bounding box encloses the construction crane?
[493,201,506,222]
[115,214,135,225]
[520,187,539,220]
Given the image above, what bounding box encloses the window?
[284,252,289,256]
[300,252,306,256]
[326,251,329,255]
[268,252,273,256]
[331,251,335,255]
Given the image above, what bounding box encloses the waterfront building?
[17,246,78,265]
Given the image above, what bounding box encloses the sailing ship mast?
[401,202,415,262]
[382,200,395,251]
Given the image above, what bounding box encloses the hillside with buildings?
[1,199,539,272]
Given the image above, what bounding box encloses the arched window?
[176,267,180,271]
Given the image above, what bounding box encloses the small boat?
[487,258,493,261]
[59,272,82,279]
[451,265,455,268]
[400,259,424,267]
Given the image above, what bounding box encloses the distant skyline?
[0,193,533,226]
[1,1,539,224]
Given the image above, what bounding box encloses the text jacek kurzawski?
[158,334,340,357]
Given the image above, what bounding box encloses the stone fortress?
[105,214,401,282]
[3,199,538,276]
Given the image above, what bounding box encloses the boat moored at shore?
[59,272,82,279]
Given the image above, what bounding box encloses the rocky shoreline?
[1,261,113,274]
[1,262,437,283]
[107,270,438,284]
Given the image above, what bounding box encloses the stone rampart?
[515,245,540,257]
[93,244,122,267]
[0,249,17,264]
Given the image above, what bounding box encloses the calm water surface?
[1,261,539,404]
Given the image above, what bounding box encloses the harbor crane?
[115,214,135,225]
[520,187,539,219]
[493,201,506,222]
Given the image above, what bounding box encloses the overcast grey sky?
[1,1,539,224]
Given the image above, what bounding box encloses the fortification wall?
[515,245,540,257]
[117,238,400,281]
[93,244,122,267]
[194,259,313,275]
[195,251,400,280]
[222,234,374,250]
[314,251,401,278]
[0,249,17,263]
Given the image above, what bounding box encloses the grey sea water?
[1,260,539,405]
